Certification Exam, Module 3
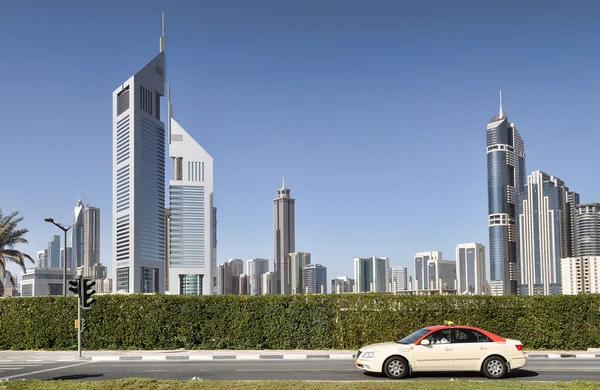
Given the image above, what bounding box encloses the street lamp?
[45,217,71,296]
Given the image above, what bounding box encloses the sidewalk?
[0,349,599,362]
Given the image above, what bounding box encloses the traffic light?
[68,278,80,296]
[81,278,96,309]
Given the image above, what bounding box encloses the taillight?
[515,344,524,351]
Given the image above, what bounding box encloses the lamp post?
[45,218,71,296]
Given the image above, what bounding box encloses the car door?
[452,328,493,371]
[413,329,454,371]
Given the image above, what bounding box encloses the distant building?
[48,235,61,268]
[72,200,85,270]
[261,272,275,295]
[247,258,269,296]
[414,251,456,290]
[61,247,73,270]
[239,274,248,295]
[216,259,244,295]
[575,203,600,257]
[37,250,48,268]
[95,278,113,294]
[303,264,327,294]
[331,276,354,294]
[561,257,600,295]
[83,205,101,278]
[354,257,389,293]
[20,268,77,297]
[390,266,408,292]
[289,252,311,294]
[456,243,487,295]
[274,179,295,295]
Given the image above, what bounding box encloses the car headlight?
[361,351,378,359]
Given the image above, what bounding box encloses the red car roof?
[422,325,506,342]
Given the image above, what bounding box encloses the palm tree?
[0,209,34,296]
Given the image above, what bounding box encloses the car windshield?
[396,328,431,345]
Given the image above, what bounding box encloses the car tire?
[482,356,507,379]
[383,356,409,379]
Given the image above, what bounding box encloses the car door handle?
[480,346,487,350]
[445,347,453,351]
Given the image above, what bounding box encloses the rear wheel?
[383,356,409,379]
[482,356,507,379]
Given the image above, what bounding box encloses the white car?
[355,322,527,379]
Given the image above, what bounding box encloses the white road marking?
[0,361,92,381]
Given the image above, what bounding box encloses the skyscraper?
[303,264,327,294]
[456,243,487,295]
[216,259,243,295]
[331,276,354,294]
[289,252,311,294]
[273,179,295,294]
[61,247,73,270]
[390,266,408,292]
[247,258,269,296]
[37,250,48,268]
[575,203,600,257]
[47,235,61,268]
[414,251,455,290]
[167,85,215,295]
[517,172,578,295]
[83,205,100,277]
[354,257,389,293]
[112,14,166,293]
[72,200,85,270]
[486,91,526,295]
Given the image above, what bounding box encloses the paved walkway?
[0,349,599,362]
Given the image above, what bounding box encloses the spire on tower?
[160,12,166,52]
[499,90,503,118]
[282,177,285,189]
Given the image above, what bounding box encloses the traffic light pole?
[77,292,82,358]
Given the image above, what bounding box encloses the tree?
[0,209,34,296]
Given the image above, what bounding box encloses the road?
[1,359,600,382]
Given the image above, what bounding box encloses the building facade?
[486,92,526,295]
[48,235,61,269]
[354,257,390,293]
[575,203,600,257]
[414,251,455,290]
[60,247,73,270]
[20,268,77,297]
[216,259,243,295]
[517,172,577,295]
[37,250,48,268]
[303,264,327,294]
[113,14,166,294]
[83,205,101,278]
[390,266,408,292]
[561,256,600,295]
[261,272,275,295]
[274,179,295,295]
[331,276,354,294]
[456,243,487,295]
[239,274,248,295]
[247,258,269,296]
[289,252,311,294]
[167,85,215,295]
[72,200,85,270]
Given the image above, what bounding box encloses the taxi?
[355,321,527,379]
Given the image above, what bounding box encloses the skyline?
[4,1,600,283]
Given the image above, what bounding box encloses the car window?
[424,329,452,344]
[454,329,492,343]
[396,328,430,345]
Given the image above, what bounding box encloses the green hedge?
[1,294,599,350]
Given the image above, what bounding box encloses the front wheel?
[383,356,409,379]
[482,356,507,379]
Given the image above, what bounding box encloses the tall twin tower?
[112,13,216,295]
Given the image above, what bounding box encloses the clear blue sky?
[3,0,600,284]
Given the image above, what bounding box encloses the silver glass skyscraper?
[72,200,85,270]
[247,258,269,296]
[486,92,526,295]
[112,14,166,293]
[48,235,61,269]
[273,179,295,295]
[83,205,101,278]
[456,243,487,295]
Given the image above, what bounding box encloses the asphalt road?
[2,359,600,382]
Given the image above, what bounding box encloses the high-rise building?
[517,172,578,295]
[456,243,487,295]
[261,272,275,295]
[212,207,218,294]
[561,256,600,295]
[303,264,327,294]
[72,200,85,270]
[414,251,455,290]
[216,259,243,295]
[486,91,526,295]
[274,179,295,295]
[47,235,61,268]
[331,276,354,294]
[354,257,390,293]
[247,258,269,296]
[164,208,170,292]
[575,203,600,257]
[289,252,311,294]
[112,13,166,294]
[390,266,408,292]
[167,86,215,295]
[61,247,73,270]
[83,205,101,278]
[37,250,48,268]
[239,274,248,295]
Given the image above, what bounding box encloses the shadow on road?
[50,374,104,381]
[363,369,539,380]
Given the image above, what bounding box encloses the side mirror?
[420,339,430,346]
